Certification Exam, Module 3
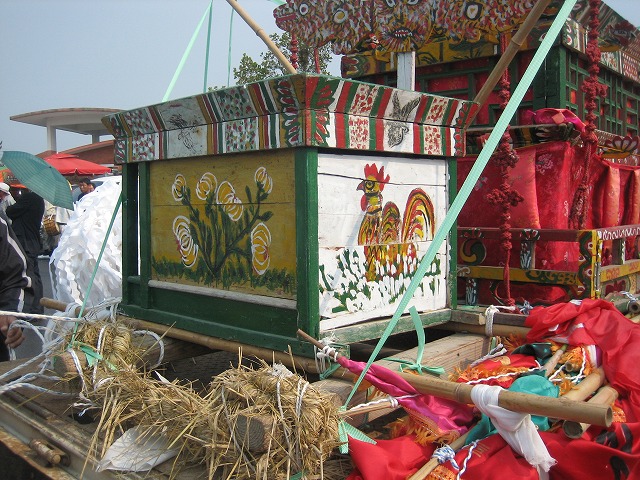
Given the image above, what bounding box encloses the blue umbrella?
[0,151,74,210]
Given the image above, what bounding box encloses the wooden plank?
[324,308,451,344]
[375,333,489,378]
[397,52,416,90]
[601,259,640,283]
[451,308,527,327]
[458,265,578,285]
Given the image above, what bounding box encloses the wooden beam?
[465,0,554,126]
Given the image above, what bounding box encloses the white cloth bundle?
[470,384,556,479]
[49,180,122,307]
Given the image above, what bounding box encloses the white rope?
[314,335,339,374]
[295,378,309,419]
[92,325,108,386]
[464,366,540,385]
[469,343,507,367]
[571,347,587,383]
[8,319,49,361]
[456,440,479,479]
[276,379,292,451]
[0,309,81,325]
[547,363,565,382]
[347,394,417,412]
[0,382,77,396]
[432,444,460,471]
[69,348,88,393]
[294,378,308,472]
[315,344,339,363]
[484,305,517,336]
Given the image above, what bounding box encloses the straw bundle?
[207,362,342,479]
[64,320,342,479]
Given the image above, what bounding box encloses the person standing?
[77,178,95,201]
[6,190,45,314]
[0,182,15,215]
[0,210,29,360]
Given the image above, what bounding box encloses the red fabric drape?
[458,140,640,302]
[525,298,640,421]
[347,423,640,480]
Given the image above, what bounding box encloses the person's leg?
[27,254,44,314]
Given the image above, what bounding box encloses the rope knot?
[316,345,338,362]
[432,444,460,470]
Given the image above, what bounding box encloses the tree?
[233,32,334,85]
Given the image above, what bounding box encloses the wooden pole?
[226,0,297,75]
[431,321,530,338]
[464,0,554,127]
[396,370,611,427]
[543,345,566,377]
[297,329,612,427]
[560,367,606,401]
[563,385,619,438]
[41,297,321,374]
[40,297,78,314]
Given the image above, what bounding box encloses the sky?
[1,0,640,155]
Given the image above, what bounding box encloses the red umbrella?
[44,153,111,176]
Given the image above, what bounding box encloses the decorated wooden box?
[103,74,477,357]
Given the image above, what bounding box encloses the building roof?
[10,107,120,137]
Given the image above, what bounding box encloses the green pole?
[344,0,579,406]
[163,2,212,101]
[203,0,214,93]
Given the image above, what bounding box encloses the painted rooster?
[357,163,435,281]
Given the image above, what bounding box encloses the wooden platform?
[0,329,492,479]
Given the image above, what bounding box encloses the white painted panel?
[317,152,450,328]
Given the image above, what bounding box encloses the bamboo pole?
[431,321,530,338]
[41,298,321,374]
[122,316,322,374]
[560,367,606,401]
[407,432,470,480]
[226,0,297,75]
[396,370,611,427]
[297,329,612,427]
[543,345,566,377]
[464,0,554,127]
[563,385,619,438]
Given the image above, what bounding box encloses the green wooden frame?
[119,149,322,357]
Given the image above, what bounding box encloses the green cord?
[163,2,213,101]
[203,0,214,93]
[227,10,234,86]
[343,0,579,408]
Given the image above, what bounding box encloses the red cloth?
[525,299,640,422]
[457,140,640,304]
[455,353,540,388]
[346,435,436,480]
[347,423,640,480]
[347,300,640,479]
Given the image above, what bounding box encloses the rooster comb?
[364,164,390,186]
